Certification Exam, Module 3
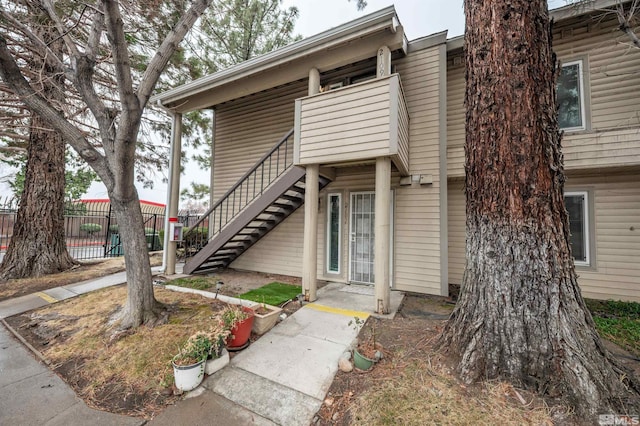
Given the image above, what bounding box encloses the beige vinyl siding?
[446,15,640,177]
[447,181,466,285]
[393,45,444,295]
[446,54,465,150]
[295,74,409,174]
[447,174,640,302]
[396,82,410,174]
[297,78,391,164]
[212,81,307,277]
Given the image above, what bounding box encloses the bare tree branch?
[0,8,67,77]
[103,0,138,120]
[0,34,111,186]
[137,0,213,107]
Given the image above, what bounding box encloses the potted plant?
[349,316,382,371]
[251,299,283,335]
[172,331,212,391]
[221,304,255,351]
[204,323,231,375]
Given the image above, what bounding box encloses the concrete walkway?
[0,269,403,426]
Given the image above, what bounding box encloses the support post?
[164,113,182,275]
[302,163,319,301]
[309,67,320,95]
[375,157,391,314]
[377,45,392,78]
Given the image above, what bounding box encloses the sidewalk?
[0,269,403,426]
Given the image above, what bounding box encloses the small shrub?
[108,224,119,233]
[80,223,102,235]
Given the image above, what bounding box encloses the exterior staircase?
[182,129,332,274]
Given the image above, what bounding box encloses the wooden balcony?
[294,74,409,175]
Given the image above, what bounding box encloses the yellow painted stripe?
[36,292,57,304]
[305,303,370,319]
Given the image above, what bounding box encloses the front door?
[349,192,375,284]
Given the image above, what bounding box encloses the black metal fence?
[0,197,166,261]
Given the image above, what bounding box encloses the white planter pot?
[172,358,205,392]
[205,349,230,375]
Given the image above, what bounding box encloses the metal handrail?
[181,128,295,256]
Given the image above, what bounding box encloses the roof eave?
[152,6,400,108]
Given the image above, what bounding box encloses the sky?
[1,0,571,205]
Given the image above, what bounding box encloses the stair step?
[271,202,294,209]
[280,194,303,202]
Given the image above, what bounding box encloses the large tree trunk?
[110,191,163,329]
[439,0,640,419]
[0,12,76,281]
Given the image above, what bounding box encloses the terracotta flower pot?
[226,306,255,350]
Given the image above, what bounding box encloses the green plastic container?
[353,349,374,371]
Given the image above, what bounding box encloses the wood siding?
[213,81,307,277]
[295,74,409,175]
[393,45,445,295]
[448,174,640,302]
[446,14,640,177]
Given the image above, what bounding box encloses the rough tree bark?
[0,8,77,280]
[438,0,640,419]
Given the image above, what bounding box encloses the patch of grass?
[585,299,640,319]
[238,281,301,306]
[166,276,218,291]
[586,298,640,357]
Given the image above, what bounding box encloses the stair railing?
[181,128,295,258]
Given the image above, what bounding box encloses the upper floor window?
[557,60,586,131]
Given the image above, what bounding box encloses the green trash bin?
[108,233,124,256]
[146,233,161,251]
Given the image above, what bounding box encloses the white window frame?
[558,60,587,132]
[565,191,590,267]
[326,193,342,274]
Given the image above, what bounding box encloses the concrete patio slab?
[271,305,365,346]
[209,367,322,426]
[316,282,404,319]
